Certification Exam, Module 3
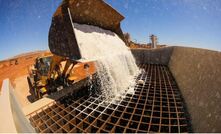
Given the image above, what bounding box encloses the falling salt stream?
[74,23,139,103]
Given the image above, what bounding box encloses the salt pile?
[74,23,139,100]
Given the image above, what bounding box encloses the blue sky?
[0,0,221,60]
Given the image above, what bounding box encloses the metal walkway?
[27,64,191,133]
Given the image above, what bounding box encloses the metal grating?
[27,64,191,133]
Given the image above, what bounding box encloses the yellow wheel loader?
[28,54,96,100]
[28,0,126,100]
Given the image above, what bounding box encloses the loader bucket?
[49,0,125,59]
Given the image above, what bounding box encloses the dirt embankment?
[0,51,51,90]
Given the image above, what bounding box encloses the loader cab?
[35,56,52,76]
[27,55,53,99]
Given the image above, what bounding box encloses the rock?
[137,80,144,85]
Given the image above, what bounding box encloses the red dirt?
[0,51,51,91]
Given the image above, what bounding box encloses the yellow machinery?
[28,0,125,100]
[28,54,96,100]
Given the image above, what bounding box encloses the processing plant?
[0,0,220,133]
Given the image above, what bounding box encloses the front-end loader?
[28,0,126,100]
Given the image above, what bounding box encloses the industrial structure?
[150,34,158,49]
[0,0,221,133]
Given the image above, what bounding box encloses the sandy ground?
[13,76,32,107]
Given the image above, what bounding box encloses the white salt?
[74,23,139,100]
[137,80,144,85]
